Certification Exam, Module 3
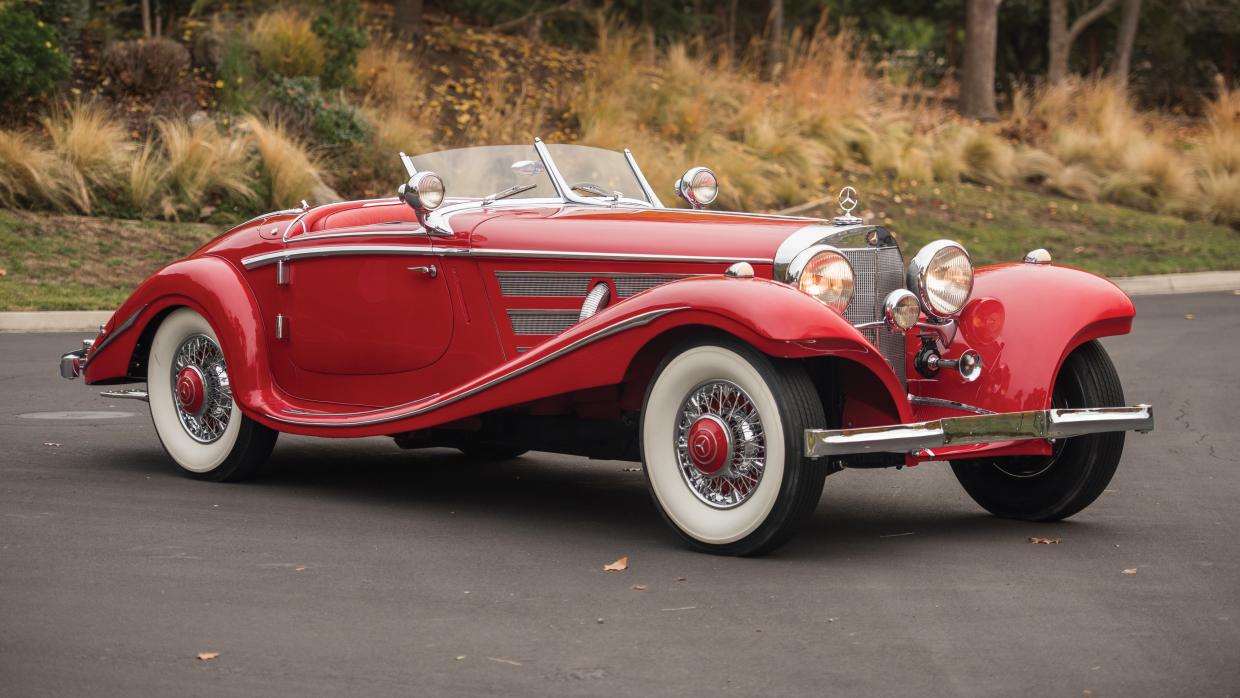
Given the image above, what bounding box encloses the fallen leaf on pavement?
[196,652,219,661]
[294,566,306,572]
[1029,537,1061,544]
[455,655,466,661]
[631,584,647,591]
[603,556,628,572]
[43,443,61,447]
[1122,568,1138,574]
[1185,314,1196,320]
[675,577,686,582]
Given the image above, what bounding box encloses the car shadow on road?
[108,441,1118,559]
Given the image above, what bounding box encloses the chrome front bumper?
[805,405,1153,458]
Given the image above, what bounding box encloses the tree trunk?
[726,0,738,59]
[1048,0,1119,84]
[1110,0,1141,89]
[765,0,784,81]
[392,0,424,41]
[960,0,1002,121]
[140,0,151,38]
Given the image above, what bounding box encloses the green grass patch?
[0,208,220,311]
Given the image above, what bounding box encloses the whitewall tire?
[148,308,277,481]
[640,339,828,556]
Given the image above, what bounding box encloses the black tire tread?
[950,340,1125,522]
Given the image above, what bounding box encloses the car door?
[267,226,455,405]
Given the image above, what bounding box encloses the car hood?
[464,205,890,271]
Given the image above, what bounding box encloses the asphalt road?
[2,292,1237,697]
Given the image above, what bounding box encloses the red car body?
[83,196,1132,461]
[61,142,1153,554]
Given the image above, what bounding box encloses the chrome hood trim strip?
[266,306,688,428]
[241,244,770,269]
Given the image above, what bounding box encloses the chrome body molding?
[84,304,145,367]
[907,395,995,415]
[472,248,771,264]
[241,245,437,269]
[99,389,149,402]
[286,228,428,243]
[243,244,764,271]
[805,404,1154,458]
[266,306,688,427]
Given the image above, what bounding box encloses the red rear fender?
[84,256,276,414]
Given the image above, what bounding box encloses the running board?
[805,405,1153,458]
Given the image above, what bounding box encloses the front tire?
[640,339,827,556]
[148,308,277,482]
[950,340,1125,521]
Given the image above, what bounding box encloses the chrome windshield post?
[624,148,664,207]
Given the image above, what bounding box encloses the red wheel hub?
[175,366,206,416]
[687,415,731,476]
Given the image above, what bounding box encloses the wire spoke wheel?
[675,380,767,509]
[170,334,233,444]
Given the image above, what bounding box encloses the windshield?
[408,143,651,204]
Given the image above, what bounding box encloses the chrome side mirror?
[673,166,718,209]
[398,171,445,227]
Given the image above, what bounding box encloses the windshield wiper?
[482,183,537,205]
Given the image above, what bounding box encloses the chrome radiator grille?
[841,246,907,385]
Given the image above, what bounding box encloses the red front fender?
[910,263,1135,459]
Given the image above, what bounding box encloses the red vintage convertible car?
[60,140,1153,555]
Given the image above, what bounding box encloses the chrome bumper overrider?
[60,349,87,380]
[805,405,1154,458]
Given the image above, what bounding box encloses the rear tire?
[950,340,1125,521]
[640,339,827,556]
[148,308,277,482]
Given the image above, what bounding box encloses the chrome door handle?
[407,264,438,278]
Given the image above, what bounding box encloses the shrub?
[42,101,131,212]
[960,130,1015,187]
[267,75,369,148]
[249,9,325,78]
[312,0,367,89]
[241,115,329,208]
[0,5,71,107]
[0,129,67,209]
[157,119,255,214]
[101,38,191,95]
[355,44,422,108]
[125,139,170,216]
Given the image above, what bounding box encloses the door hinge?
[275,314,288,340]
[276,258,290,285]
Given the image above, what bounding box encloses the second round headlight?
[909,240,974,319]
[792,247,854,313]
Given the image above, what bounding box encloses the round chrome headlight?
[908,240,974,320]
[675,166,719,208]
[403,171,446,211]
[883,289,921,331]
[789,246,854,313]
